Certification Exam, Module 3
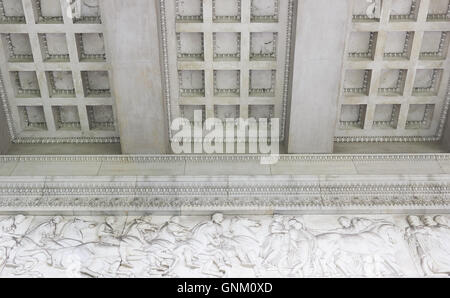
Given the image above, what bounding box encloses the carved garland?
[0,176,448,211]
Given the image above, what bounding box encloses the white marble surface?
[288,0,351,153]
[1,154,449,177]
[100,0,169,154]
[0,213,449,278]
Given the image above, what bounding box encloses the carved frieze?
[0,213,448,277]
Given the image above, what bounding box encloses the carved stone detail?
[0,0,119,144]
[337,0,450,143]
[0,213,447,278]
[405,215,450,276]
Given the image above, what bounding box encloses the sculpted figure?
[50,216,146,278]
[0,215,29,272]
[136,216,185,276]
[220,217,262,275]
[4,216,58,277]
[97,216,132,267]
[156,216,191,243]
[311,217,402,277]
[406,215,432,275]
[259,215,402,277]
[335,216,394,234]
[284,219,316,277]
[261,215,289,270]
[406,215,450,276]
[0,214,435,277]
[177,213,231,277]
[422,216,436,227]
[56,217,98,246]
[36,216,65,246]
[435,215,449,227]
[433,216,450,254]
[334,216,358,233]
[261,216,317,276]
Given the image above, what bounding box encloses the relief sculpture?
[261,216,403,277]
[0,213,448,277]
[405,215,450,276]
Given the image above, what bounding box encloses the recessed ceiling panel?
[0,0,118,143]
[336,0,450,142]
[162,0,295,141]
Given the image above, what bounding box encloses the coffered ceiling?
[163,0,294,141]
[0,0,119,143]
[336,0,450,142]
[0,0,450,148]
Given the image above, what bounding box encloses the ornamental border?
[0,153,450,162]
[0,175,449,212]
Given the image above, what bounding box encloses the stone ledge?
[0,154,449,213]
[1,153,450,176]
[0,174,448,214]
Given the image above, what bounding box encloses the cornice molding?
[0,154,449,213]
[0,174,448,212]
[1,153,449,162]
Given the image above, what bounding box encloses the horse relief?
[0,213,447,277]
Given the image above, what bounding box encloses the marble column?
[0,102,10,154]
[100,0,169,154]
[286,0,351,153]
